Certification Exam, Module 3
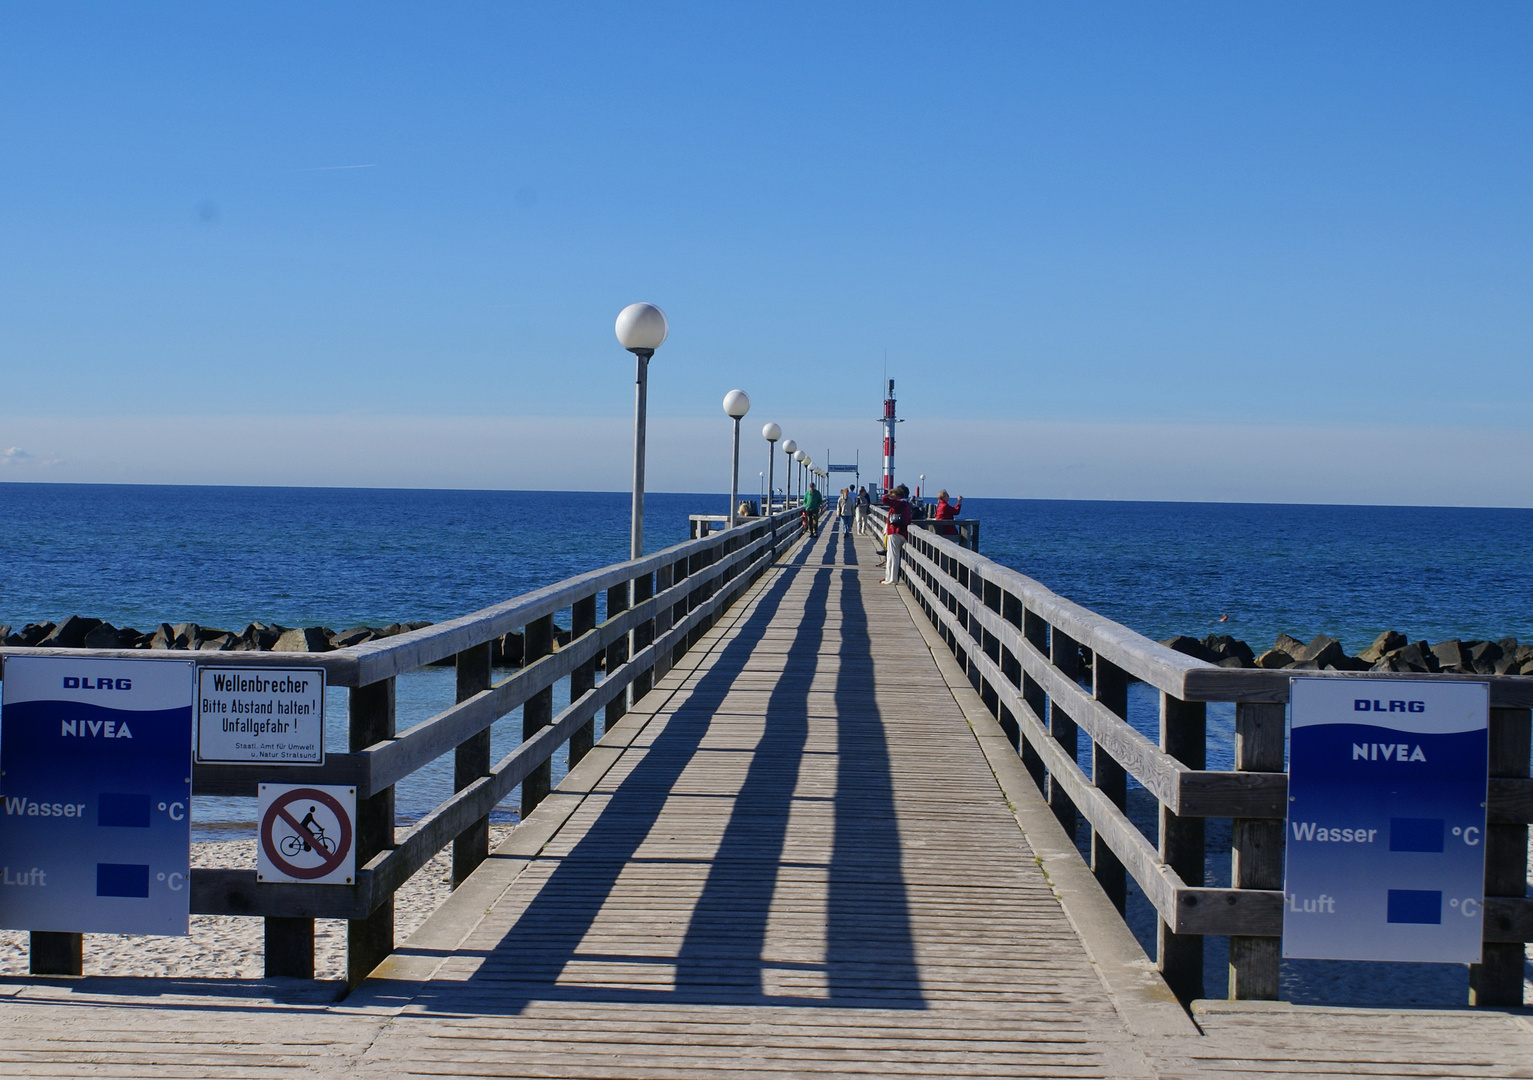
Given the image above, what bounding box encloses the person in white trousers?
[881,485,910,585]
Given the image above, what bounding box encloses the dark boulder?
[273,627,334,652]
[1161,635,1220,663]
[1274,633,1308,659]
[1430,639,1468,672]
[148,623,177,649]
[1375,641,1437,673]
[238,623,282,651]
[1359,631,1408,664]
[82,622,126,649]
[41,615,103,648]
[405,621,433,631]
[492,632,523,667]
[1466,640,1503,675]
[1291,634,1347,668]
[198,633,239,651]
[1201,635,1255,667]
[330,627,376,649]
[1256,649,1295,669]
[5,622,55,646]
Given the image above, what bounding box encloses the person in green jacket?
[801,484,823,537]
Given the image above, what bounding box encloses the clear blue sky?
[3,4,1530,500]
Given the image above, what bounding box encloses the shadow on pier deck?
[3,525,1531,1077]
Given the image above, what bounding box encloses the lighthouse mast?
[880,378,898,493]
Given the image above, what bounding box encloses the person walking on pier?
[933,490,962,537]
[881,484,911,584]
[854,485,871,534]
[836,487,852,535]
[802,483,822,537]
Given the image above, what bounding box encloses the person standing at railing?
[802,483,822,537]
[836,487,852,535]
[854,486,871,534]
[880,485,911,584]
[933,490,962,537]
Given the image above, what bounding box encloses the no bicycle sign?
[257,784,355,885]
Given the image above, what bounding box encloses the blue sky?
[3,4,1531,501]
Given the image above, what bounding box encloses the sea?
[3,484,1530,1002]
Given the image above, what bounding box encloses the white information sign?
[1284,677,1489,963]
[257,783,355,885]
[195,668,325,764]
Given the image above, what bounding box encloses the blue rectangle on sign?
[1387,889,1442,924]
[1389,817,1445,852]
[96,863,150,898]
[98,793,151,828]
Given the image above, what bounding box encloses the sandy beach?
[0,825,515,981]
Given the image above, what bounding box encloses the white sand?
[0,825,514,981]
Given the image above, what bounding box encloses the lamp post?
[722,389,750,529]
[615,303,668,560]
[782,439,797,506]
[762,423,780,515]
[920,474,925,501]
[795,449,807,501]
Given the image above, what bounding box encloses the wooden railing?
[876,507,1533,1006]
[909,517,979,551]
[0,507,811,984]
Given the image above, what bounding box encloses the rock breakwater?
[0,617,576,669]
[1160,631,1533,675]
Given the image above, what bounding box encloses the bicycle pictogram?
[257,785,355,884]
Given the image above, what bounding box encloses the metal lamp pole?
[763,423,780,516]
[615,303,669,560]
[782,439,797,506]
[723,390,750,528]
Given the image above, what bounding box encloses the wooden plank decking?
[2,524,1531,1078]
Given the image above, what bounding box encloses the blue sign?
[0,657,194,935]
[1284,677,1489,963]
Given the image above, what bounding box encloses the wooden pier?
[2,519,1531,1077]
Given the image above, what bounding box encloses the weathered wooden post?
[1049,628,1082,839]
[606,581,630,729]
[631,569,655,704]
[1470,705,1531,1006]
[1020,609,1049,790]
[651,560,676,683]
[452,642,492,888]
[521,615,554,817]
[30,931,82,977]
[1230,701,1285,999]
[1159,691,1206,1002]
[348,677,395,986]
[1092,657,1130,913]
[568,594,598,768]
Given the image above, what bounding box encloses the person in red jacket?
[880,485,911,584]
[933,490,962,537]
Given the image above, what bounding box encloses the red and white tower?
[881,379,897,492]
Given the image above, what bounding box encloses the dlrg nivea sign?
[1284,677,1489,964]
[0,656,194,936]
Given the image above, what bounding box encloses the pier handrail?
[873,504,1533,1006]
[1,506,817,984]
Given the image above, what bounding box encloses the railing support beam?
[1230,701,1285,1000]
[568,595,599,768]
[1092,657,1129,913]
[1470,705,1530,1007]
[452,642,493,888]
[1159,691,1206,1003]
[521,615,554,818]
[347,677,395,986]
